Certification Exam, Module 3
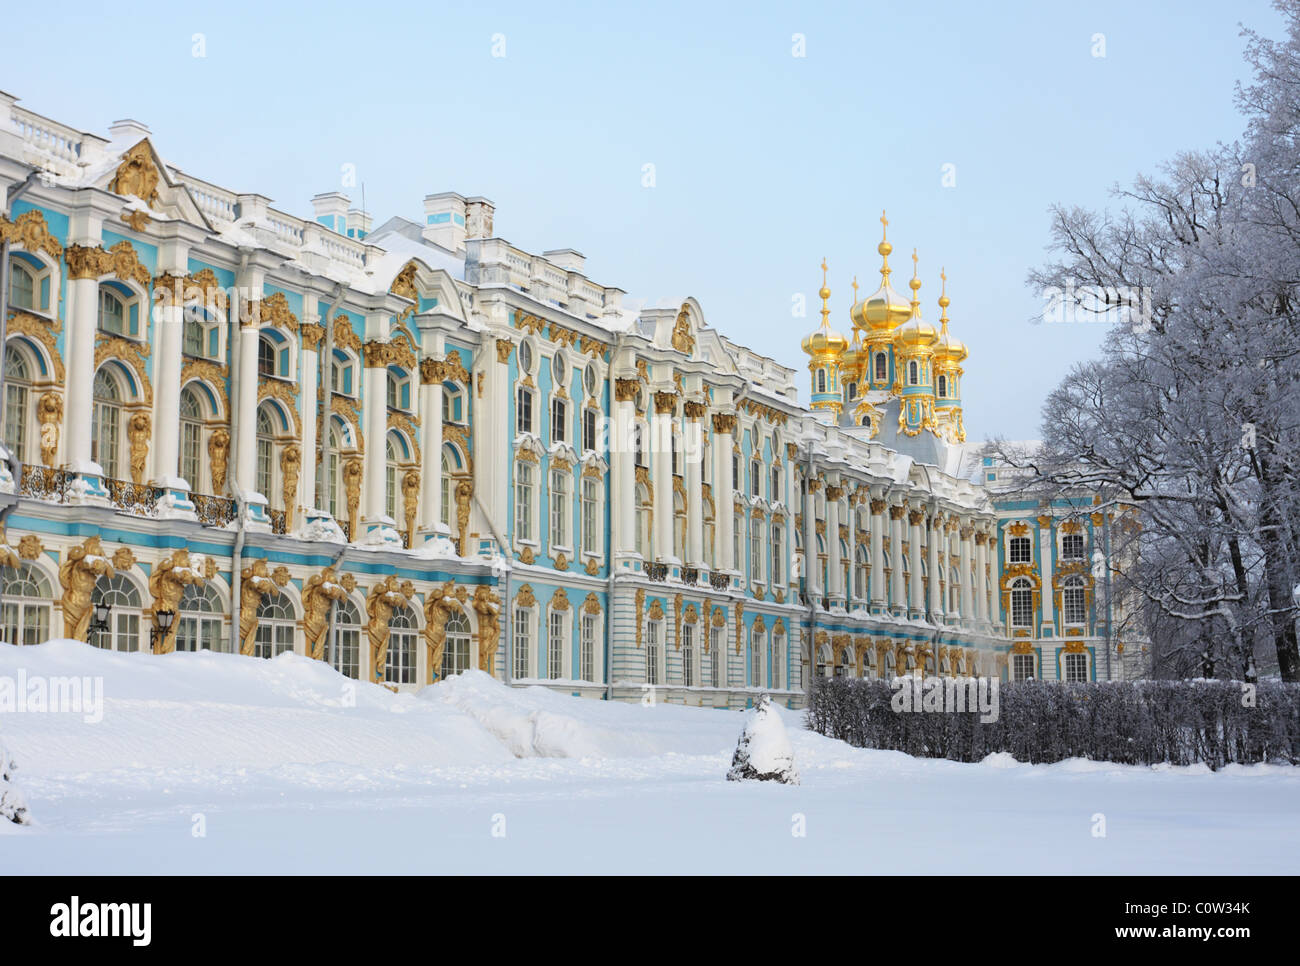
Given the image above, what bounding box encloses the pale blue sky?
[3,0,1281,438]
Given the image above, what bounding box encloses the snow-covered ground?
[2,640,1298,874]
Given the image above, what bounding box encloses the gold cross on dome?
[880,211,888,236]
[852,275,859,300]
[821,257,827,279]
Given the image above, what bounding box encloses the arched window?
[330,598,361,679]
[91,368,122,478]
[98,288,126,335]
[908,359,918,384]
[253,589,295,658]
[317,424,342,519]
[1062,576,1087,625]
[440,449,453,528]
[10,262,35,311]
[92,574,142,652]
[176,582,223,652]
[884,648,896,679]
[257,334,277,378]
[442,611,471,679]
[1010,578,1034,627]
[937,374,947,398]
[330,350,356,396]
[387,367,411,411]
[816,368,826,393]
[255,404,275,500]
[874,353,887,382]
[0,562,52,646]
[443,381,465,424]
[179,386,203,491]
[386,605,418,685]
[385,435,401,521]
[4,347,32,464]
[949,566,960,613]
[854,546,868,599]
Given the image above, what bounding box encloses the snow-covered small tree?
[727,694,799,785]
[0,736,30,825]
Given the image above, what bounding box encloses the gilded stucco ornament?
[302,566,350,661]
[127,411,151,484]
[454,478,474,556]
[342,458,363,539]
[424,581,467,682]
[108,141,162,208]
[237,559,289,656]
[207,428,230,493]
[280,444,302,529]
[148,549,206,654]
[37,392,62,467]
[401,470,420,545]
[366,576,416,684]
[0,209,63,259]
[473,586,502,674]
[59,536,115,642]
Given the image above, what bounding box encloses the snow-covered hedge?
[805,677,1300,769]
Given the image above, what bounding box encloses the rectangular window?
[551,398,567,444]
[1061,533,1085,560]
[256,439,273,499]
[181,421,201,490]
[581,479,598,555]
[516,387,534,435]
[772,633,784,690]
[513,609,531,679]
[1012,653,1035,682]
[734,517,742,573]
[771,526,783,585]
[548,612,564,679]
[646,622,660,685]
[750,460,760,498]
[771,466,780,502]
[515,462,533,541]
[580,614,596,682]
[710,627,721,687]
[550,472,569,548]
[583,408,597,453]
[750,630,762,687]
[1009,536,1032,564]
[5,384,27,464]
[681,623,694,687]
[750,518,762,583]
[1064,651,1088,683]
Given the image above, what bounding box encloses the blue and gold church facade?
[0,93,1136,703]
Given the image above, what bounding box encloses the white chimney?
[108,118,151,144]
[423,192,467,252]
[346,207,372,239]
[311,192,350,235]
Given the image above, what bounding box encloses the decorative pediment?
[102,139,212,231]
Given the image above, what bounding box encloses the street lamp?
[89,596,112,647]
[150,609,175,652]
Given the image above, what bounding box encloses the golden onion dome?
[893,251,938,351]
[841,326,866,374]
[802,258,848,356]
[933,270,968,364]
[854,211,913,332]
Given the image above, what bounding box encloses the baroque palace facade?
[0,92,1139,705]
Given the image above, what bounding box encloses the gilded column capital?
[710,412,737,434]
[888,504,908,521]
[495,338,514,364]
[614,378,641,403]
[683,400,707,420]
[870,498,886,515]
[65,244,108,280]
[653,390,679,415]
[301,323,325,351]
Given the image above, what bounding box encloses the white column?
[714,413,735,572]
[651,395,674,562]
[1037,516,1054,631]
[976,529,990,624]
[235,316,260,494]
[804,480,820,599]
[62,263,99,474]
[152,277,183,487]
[826,486,843,601]
[928,512,943,619]
[418,363,444,536]
[299,323,320,513]
[844,494,857,608]
[362,352,388,528]
[685,406,704,567]
[960,523,974,625]
[613,382,636,563]
[908,508,924,615]
[889,503,905,615]
[869,495,885,609]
